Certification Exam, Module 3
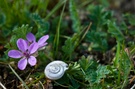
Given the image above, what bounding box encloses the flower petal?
[18,58,27,70]
[38,35,49,46]
[38,42,48,48]
[28,56,37,66]
[26,32,36,43]
[8,50,22,58]
[28,42,38,54]
[17,38,28,52]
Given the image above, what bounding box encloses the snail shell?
[44,60,68,80]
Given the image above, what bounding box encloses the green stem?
[54,81,69,88]
[115,41,121,85]
[28,73,45,87]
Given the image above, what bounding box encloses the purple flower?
[26,32,49,49]
[8,38,38,70]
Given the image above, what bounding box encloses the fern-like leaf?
[69,0,81,32]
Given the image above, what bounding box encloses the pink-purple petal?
[38,35,49,46]
[28,42,38,54]
[18,58,27,70]
[26,32,36,43]
[38,42,48,48]
[8,50,22,58]
[28,56,37,66]
[17,38,28,52]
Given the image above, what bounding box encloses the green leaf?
[67,62,81,77]
[69,0,81,32]
[87,5,113,30]
[85,60,110,84]
[62,38,74,60]
[79,56,92,71]
[95,65,110,83]
[86,6,114,51]
[12,24,32,39]
[124,13,135,26]
[119,50,132,80]
[107,20,124,42]
[5,35,18,49]
[86,31,108,51]
[85,60,98,83]
[69,76,80,89]
[98,0,109,7]
[31,13,50,38]
[31,13,50,30]
[0,13,6,26]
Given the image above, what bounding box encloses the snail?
[44,60,68,80]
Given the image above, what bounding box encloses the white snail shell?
[44,60,68,80]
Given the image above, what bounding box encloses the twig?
[39,81,45,89]
[130,83,135,89]
[0,82,6,89]
[80,22,92,42]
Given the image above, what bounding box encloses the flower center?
[23,52,30,58]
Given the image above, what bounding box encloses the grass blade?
[45,0,66,20]
[8,64,29,89]
[53,0,67,58]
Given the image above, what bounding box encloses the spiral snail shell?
[44,60,68,80]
